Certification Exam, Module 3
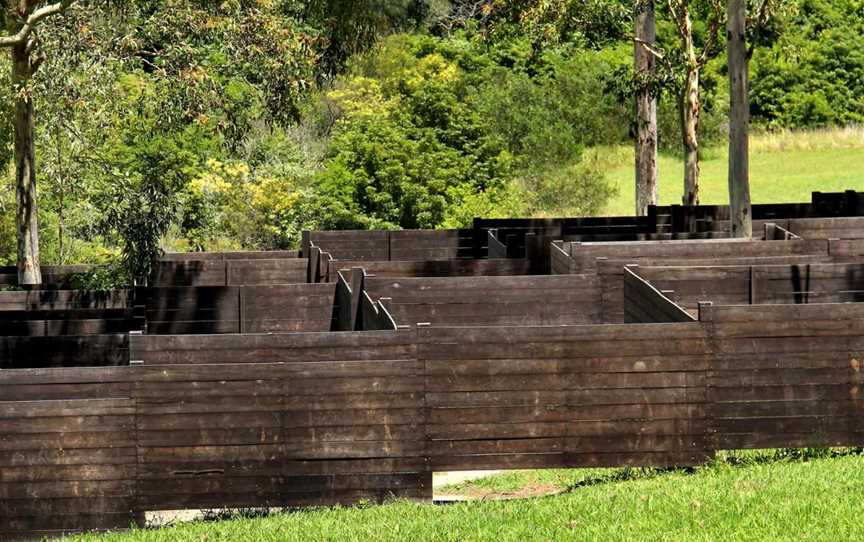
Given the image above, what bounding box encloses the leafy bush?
[315,31,619,229]
[751,0,864,128]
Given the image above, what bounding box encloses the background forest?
[0,0,862,276]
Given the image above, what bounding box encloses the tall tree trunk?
[11,42,42,286]
[681,65,700,207]
[728,0,752,238]
[55,125,65,264]
[634,0,658,216]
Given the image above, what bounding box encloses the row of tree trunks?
[634,0,752,239]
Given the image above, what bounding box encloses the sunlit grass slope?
[72,451,864,542]
[603,127,864,216]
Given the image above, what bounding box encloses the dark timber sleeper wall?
[622,267,696,323]
[138,283,339,334]
[151,258,308,287]
[365,274,603,327]
[701,303,864,449]
[329,258,531,279]
[632,262,864,311]
[5,302,864,537]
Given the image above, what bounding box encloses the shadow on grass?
[179,498,383,525]
[559,447,864,495]
[145,448,864,527]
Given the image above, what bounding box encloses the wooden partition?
[700,303,864,449]
[0,290,130,311]
[5,301,864,537]
[0,335,130,369]
[329,258,531,280]
[0,331,426,539]
[563,238,830,274]
[552,239,832,323]
[131,332,428,513]
[752,263,864,304]
[151,257,308,287]
[389,230,472,260]
[830,238,864,259]
[0,290,141,336]
[305,230,472,262]
[420,324,712,470]
[631,262,864,311]
[0,309,142,336]
[1,253,304,290]
[787,217,864,240]
[138,283,338,334]
[623,267,695,323]
[160,250,300,261]
[629,265,752,313]
[366,274,602,327]
[0,366,139,538]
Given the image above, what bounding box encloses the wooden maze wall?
[3,195,864,538]
[6,302,864,537]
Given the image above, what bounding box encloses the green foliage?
[751,0,864,127]
[316,31,620,229]
[94,132,195,284]
[68,262,129,291]
[3,0,864,268]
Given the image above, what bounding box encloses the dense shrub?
[751,0,864,128]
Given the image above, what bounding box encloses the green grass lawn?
[601,128,864,216]
[72,450,864,542]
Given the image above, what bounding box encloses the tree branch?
[634,38,666,60]
[698,0,726,65]
[0,1,76,48]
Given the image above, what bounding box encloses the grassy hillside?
[602,128,864,216]
[73,450,864,542]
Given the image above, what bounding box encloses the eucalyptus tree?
[727,0,750,237]
[1,0,77,285]
[663,0,725,207]
[727,0,785,238]
[634,0,658,215]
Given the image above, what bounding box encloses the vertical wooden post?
[748,266,756,305]
[415,322,433,497]
[472,218,484,259]
[505,234,519,259]
[727,0,752,238]
[301,230,311,258]
[238,286,245,333]
[349,267,364,331]
[635,0,659,216]
[525,232,545,275]
[697,301,713,322]
[647,205,659,234]
[308,246,321,283]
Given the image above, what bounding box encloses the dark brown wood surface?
[623,267,695,323]
[0,335,129,369]
[151,258,308,287]
[138,283,337,334]
[4,300,864,536]
[366,274,603,327]
[332,258,531,279]
[5,221,864,538]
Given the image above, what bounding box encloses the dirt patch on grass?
[441,483,564,501]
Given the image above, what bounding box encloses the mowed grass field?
[71,450,864,542]
[602,127,864,216]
